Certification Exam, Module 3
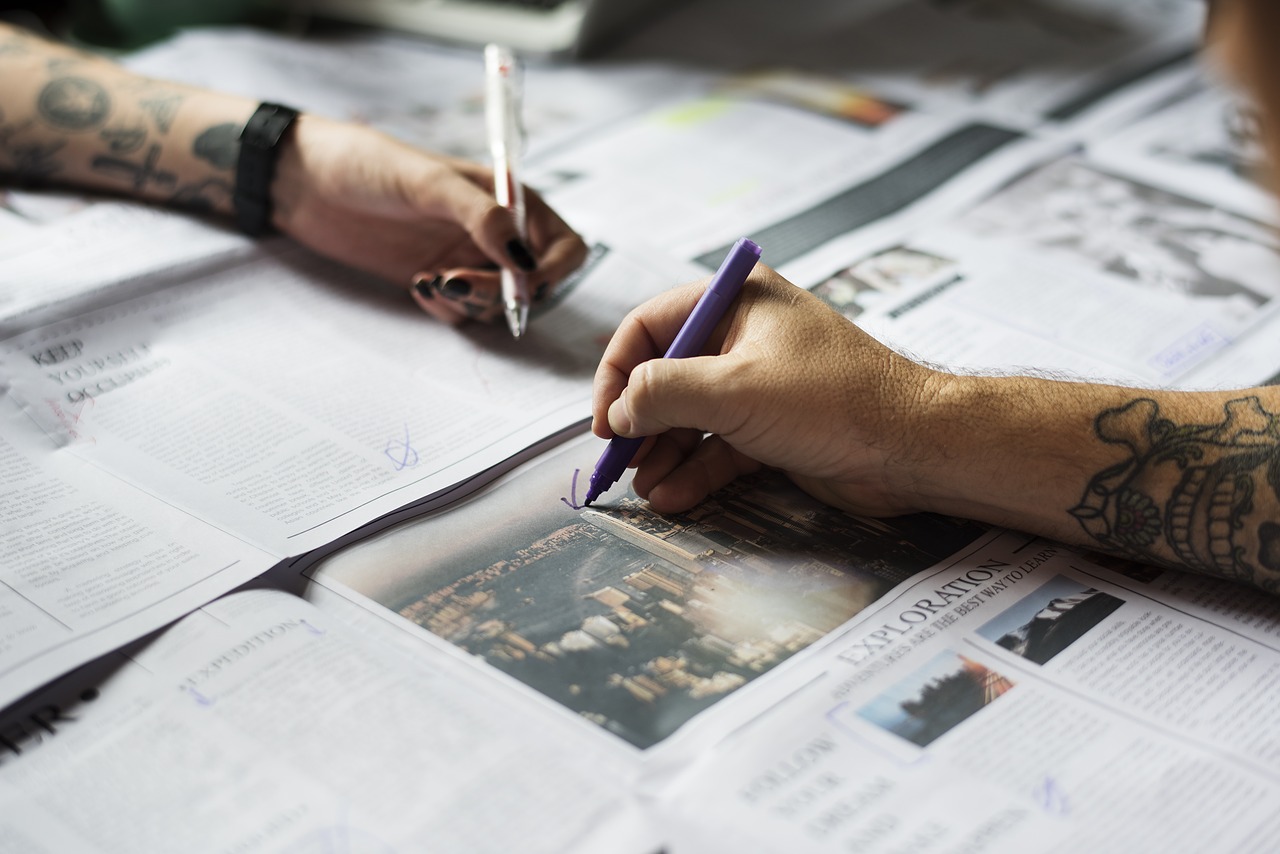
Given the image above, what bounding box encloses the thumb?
[609,355,737,438]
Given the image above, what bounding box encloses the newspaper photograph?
[1088,79,1278,224]
[309,435,988,748]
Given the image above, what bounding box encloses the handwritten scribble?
[1032,775,1070,816]
[185,686,215,708]
[561,467,583,510]
[299,618,326,637]
[384,423,419,471]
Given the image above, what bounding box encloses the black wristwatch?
[233,102,300,237]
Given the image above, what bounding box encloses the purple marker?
[583,237,762,506]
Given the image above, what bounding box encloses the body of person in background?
[591,0,1280,594]
[0,21,588,326]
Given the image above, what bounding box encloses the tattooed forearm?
[0,22,255,215]
[1071,396,1280,590]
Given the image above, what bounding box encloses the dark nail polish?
[534,281,549,302]
[506,239,537,272]
[441,278,472,298]
[413,275,440,300]
[463,301,487,319]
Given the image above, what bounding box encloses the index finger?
[591,279,711,438]
[524,189,589,287]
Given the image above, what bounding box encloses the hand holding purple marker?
[583,237,762,506]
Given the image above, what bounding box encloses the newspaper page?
[816,155,1280,389]
[0,388,274,710]
[0,587,653,854]
[0,238,702,705]
[0,202,250,327]
[651,533,1280,853]
[529,90,1058,287]
[0,242,699,556]
[1081,77,1280,387]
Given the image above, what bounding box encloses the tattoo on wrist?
[139,94,182,134]
[169,178,234,213]
[100,125,146,154]
[93,142,175,191]
[193,123,240,170]
[1,139,64,183]
[0,108,63,182]
[38,77,110,131]
[1072,396,1280,590]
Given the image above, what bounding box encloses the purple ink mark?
[384,423,419,471]
[1032,775,1069,816]
[184,686,215,707]
[299,618,326,637]
[561,467,583,510]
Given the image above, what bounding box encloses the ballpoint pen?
[484,43,530,339]
[583,237,762,506]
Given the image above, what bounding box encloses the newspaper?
[0,238,700,708]
[0,585,652,854]
[6,436,1280,852]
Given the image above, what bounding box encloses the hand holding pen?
[589,250,936,518]
[584,238,762,505]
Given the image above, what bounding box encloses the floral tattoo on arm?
[1071,396,1280,590]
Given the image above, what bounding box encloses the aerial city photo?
[323,440,988,748]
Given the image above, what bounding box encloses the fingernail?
[534,281,549,302]
[441,278,472,298]
[462,301,487,319]
[413,275,440,300]
[506,239,537,272]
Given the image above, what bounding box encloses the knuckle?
[625,362,659,423]
[626,360,654,398]
[475,203,513,236]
